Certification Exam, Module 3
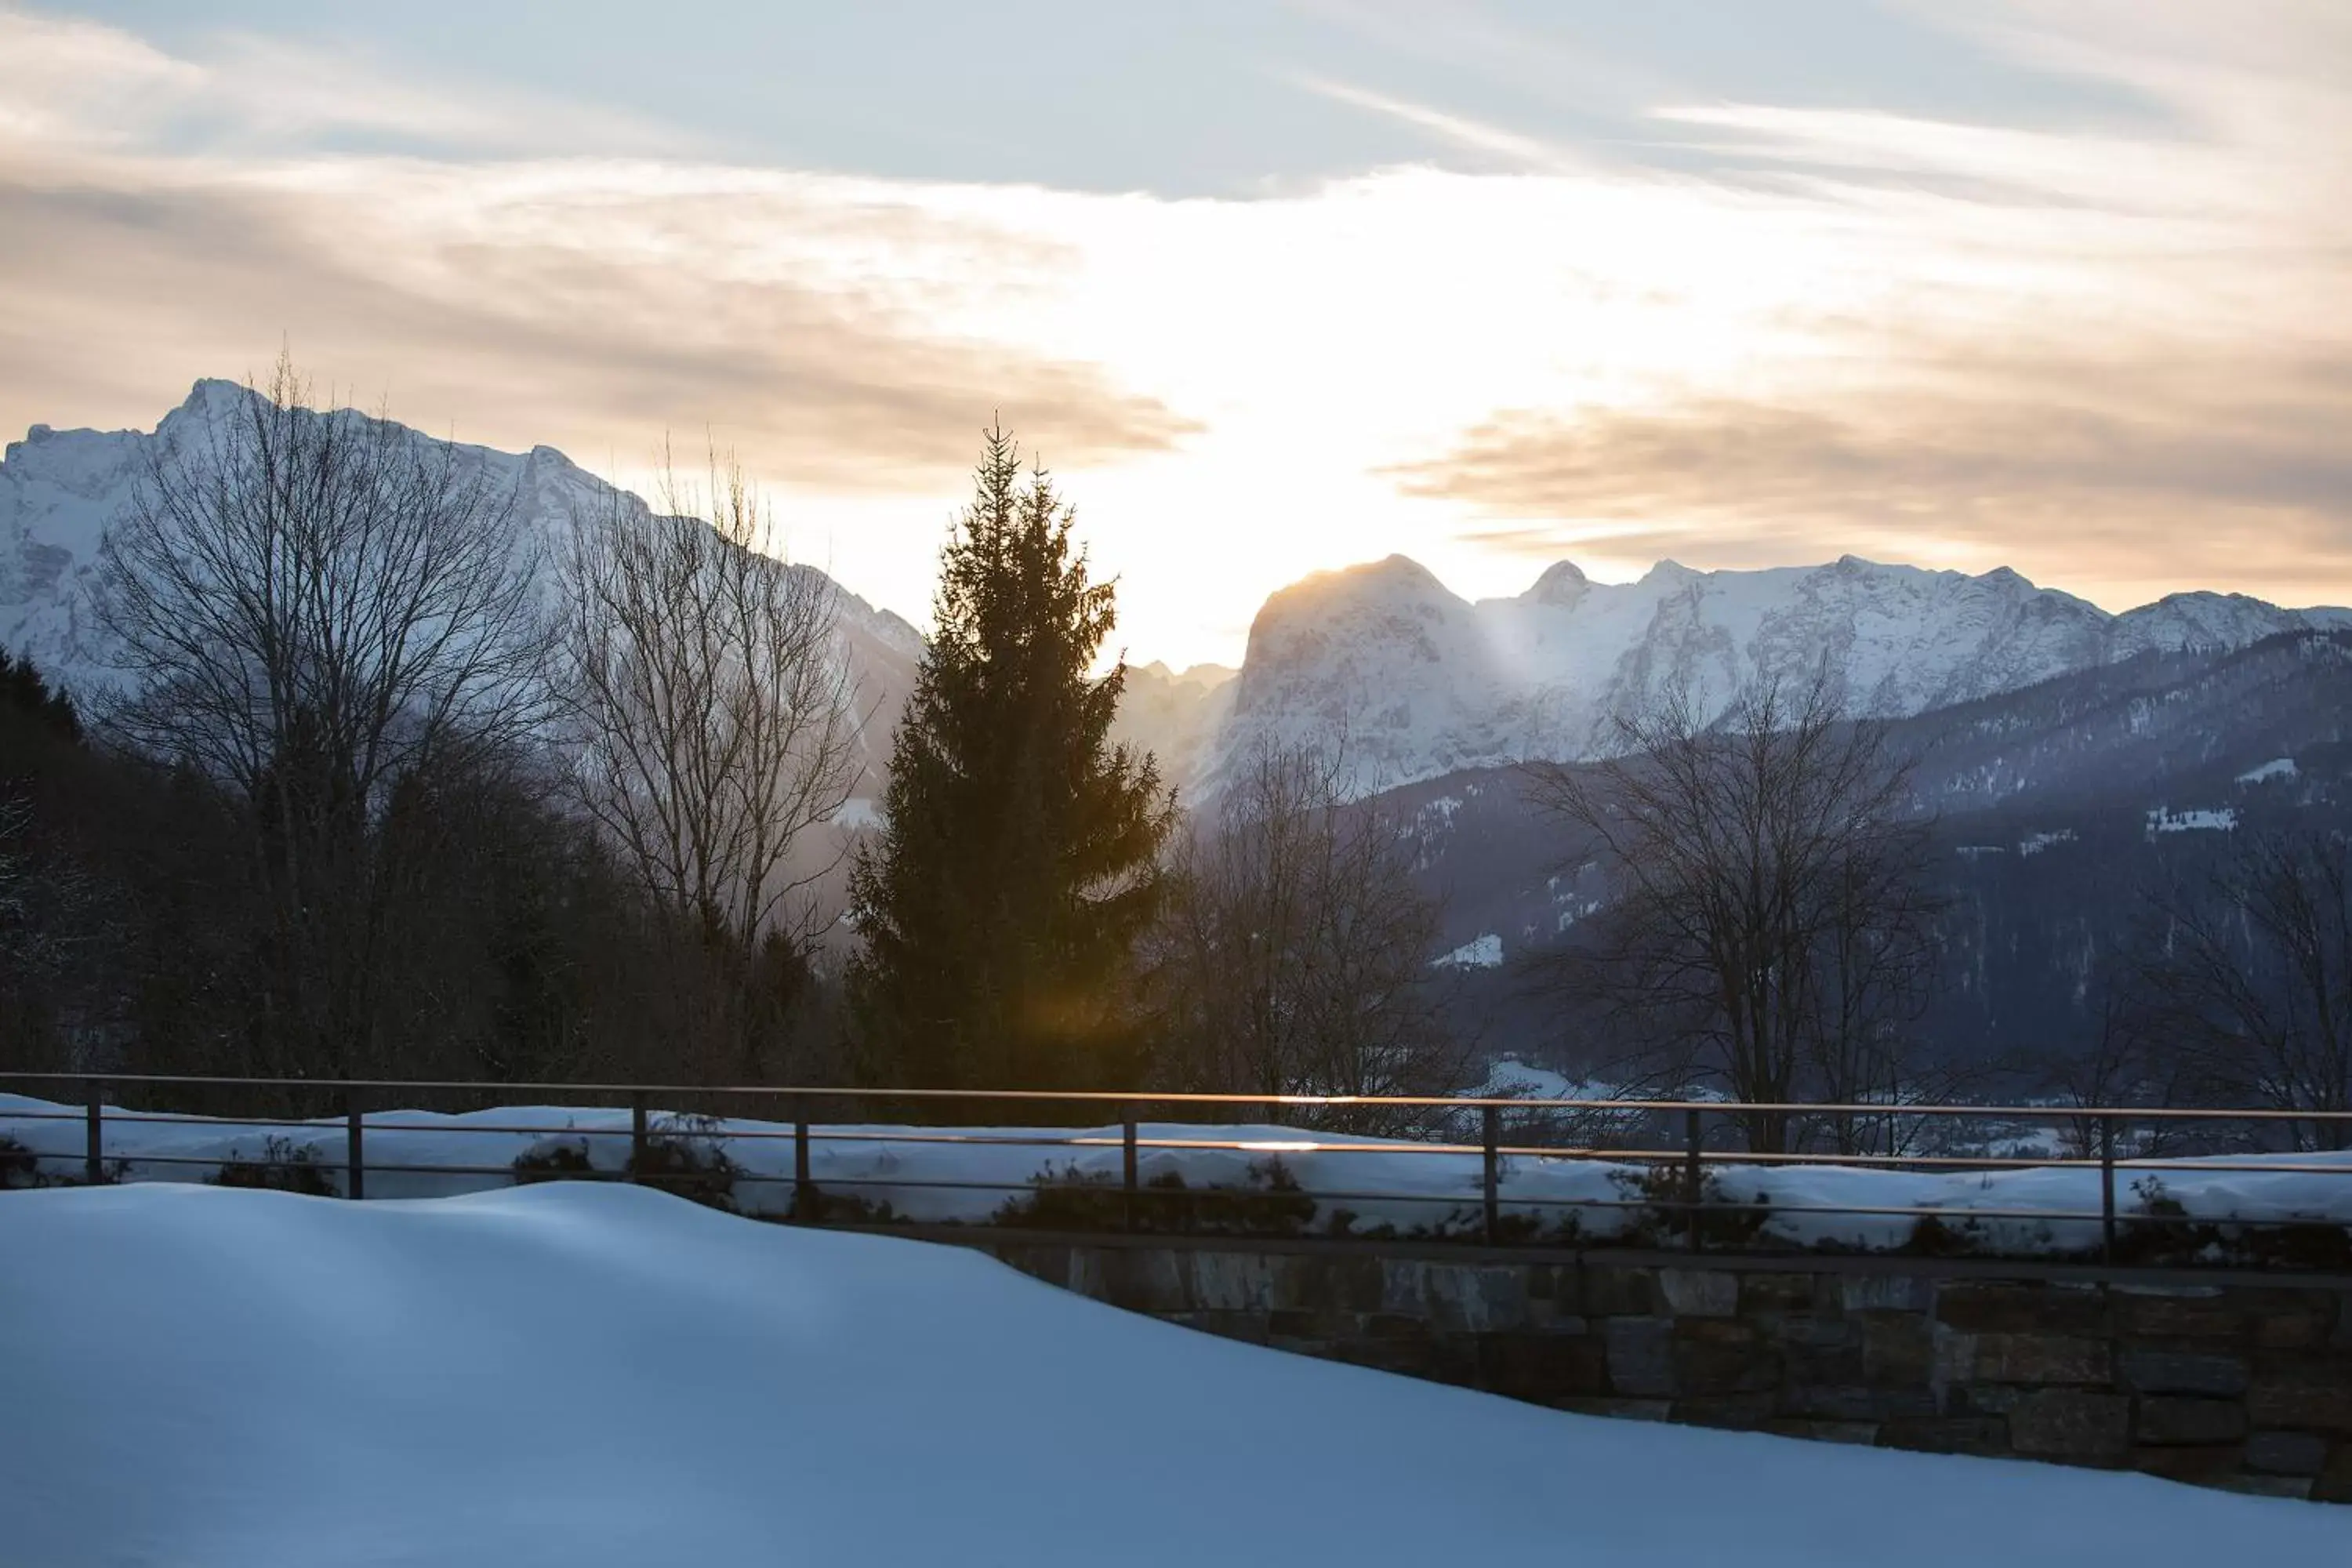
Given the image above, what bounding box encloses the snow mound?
[0,1183,2335,1566]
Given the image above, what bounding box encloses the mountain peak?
[1274,553,1450,610]
[181,377,256,415]
[1526,559,1591,605]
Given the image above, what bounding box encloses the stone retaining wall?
[978,1239,2352,1502]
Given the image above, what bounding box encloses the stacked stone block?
[985,1240,2352,1503]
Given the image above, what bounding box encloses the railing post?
[1685,1109,1705,1253]
[84,1079,103,1187]
[1122,1110,1139,1232]
[1481,1103,1501,1245]
[2100,1113,2118,1265]
[630,1091,648,1183]
[793,1096,814,1221]
[346,1094,365,1202]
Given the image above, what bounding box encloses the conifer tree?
[847,427,1174,1102]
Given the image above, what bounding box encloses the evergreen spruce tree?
[847,427,1175,1104]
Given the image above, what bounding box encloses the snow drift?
[0,1181,2339,1566]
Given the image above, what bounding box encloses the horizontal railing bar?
[18,1122,2352,1179]
[39,1160,2347,1234]
[7,1069,2352,1122]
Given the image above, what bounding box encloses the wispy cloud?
[0,9,702,158]
[1387,1,2352,608]
[0,10,1197,491]
[1288,74,1587,173]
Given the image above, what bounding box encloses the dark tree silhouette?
[846,426,1174,1105]
[99,355,550,1078]
[2134,829,2352,1149]
[1527,669,1942,1154]
[1147,734,1465,1134]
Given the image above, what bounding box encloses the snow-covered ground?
[6,1091,2352,1257]
[0,1181,2338,1566]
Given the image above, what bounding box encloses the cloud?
[1381,2,2352,610]
[3,0,2350,655]
[1396,337,2352,600]
[0,7,701,158]
[0,9,1197,491]
[1288,74,1587,174]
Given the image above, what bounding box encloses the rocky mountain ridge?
[1206,552,2352,797]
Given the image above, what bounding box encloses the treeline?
[24,360,2330,1149]
[0,362,1463,1123]
[1522,670,2352,1155]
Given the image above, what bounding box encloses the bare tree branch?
[557,445,861,1076]
[1525,666,1944,1153]
[1147,733,1468,1135]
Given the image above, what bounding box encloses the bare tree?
[2036,961,2197,1160]
[559,448,860,1077]
[2133,829,2352,1150]
[99,355,548,1076]
[1148,735,1466,1134]
[1526,669,1941,1153]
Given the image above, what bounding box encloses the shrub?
[210,1135,339,1197]
[793,1189,898,1225]
[2106,1174,2352,1269]
[512,1137,608,1185]
[1901,1212,1987,1258]
[1606,1163,1770,1250]
[994,1157,1317,1236]
[626,1115,739,1213]
[0,1134,39,1189]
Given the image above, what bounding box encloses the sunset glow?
[3,2,2346,666]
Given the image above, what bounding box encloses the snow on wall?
[6,1092,2350,1258]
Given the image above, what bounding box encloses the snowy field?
[0,1181,2340,1567]
[6,1088,2352,1257]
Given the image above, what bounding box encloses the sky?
[2,2,2347,668]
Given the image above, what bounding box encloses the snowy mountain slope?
[14,383,2347,817]
[1359,632,2352,1062]
[2,1183,2335,1565]
[1210,553,2352,797]
[2,384,1241,810]
[0,381,928,796]
[1109,659,1237,792]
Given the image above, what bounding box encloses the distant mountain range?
[0,383,1239,806]
[9,384,2350,1055]
[11,383,2345,803]
[1202,552,2352,799]
[1377,630,2352,1067]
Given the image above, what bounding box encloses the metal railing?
[3,1070,2350,1270]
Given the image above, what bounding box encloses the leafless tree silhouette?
[559,447,861,1076]
[1149,734,1466,1134]
[1526,668,1942,1154]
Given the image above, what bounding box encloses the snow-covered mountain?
[0,381,929,798]
[1207,553,2352,797]
[13,383,2349,815]
[1110,660,1237,795]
